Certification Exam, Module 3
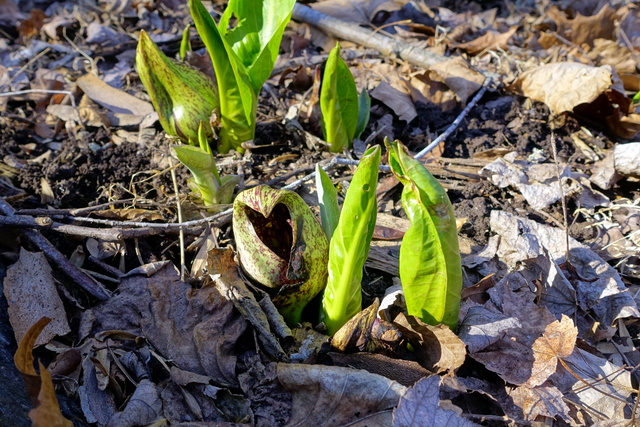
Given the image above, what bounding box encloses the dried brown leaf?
[277,363,406,426]
[14,317,50,377]
[393,376,478,427]
[508,385,571,422]
[546,4,617,47]
[85,262,248,387]
[453,26,517,56]
[14,317,72,426]
[527,315,577,387]
[429,57,485,105]
[29,360,73,427]
[511,62,613,115]
[4,248,70,346]
[551,348,634,420]
[370,81,417,122]
[106,379,162,426]
[393,313,466,374]
[76,73,155,116]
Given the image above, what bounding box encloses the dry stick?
[0,198,110,301]
[292,3,448,69]
[414,83,490,159]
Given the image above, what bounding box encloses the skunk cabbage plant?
[387,139,462,329]
[233,185,329,325]
[136,30,218,145]
[189,0,295,153]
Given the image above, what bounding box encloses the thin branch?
[414,83,490,159]
[292,3,448,69]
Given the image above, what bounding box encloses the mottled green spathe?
[136,30,219,145]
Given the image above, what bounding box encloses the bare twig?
[414,83,490,159]
[292,3,448,69]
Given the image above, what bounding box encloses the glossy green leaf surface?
[190,0,255,153]
[218,0,295,92]
[320,43,359,152]
[387,139,462,329]
[322,145,381,335]
[233,186,329,325]
[189,0,294,153]
[136,30,218,145]
[315,165,340,241]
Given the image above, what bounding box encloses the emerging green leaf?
[233,186,329,325]
[173,145,239,206]
[136,30,218,145]
[354,89,370,140]
[315,165,340,241]
[189,0,294,153]
[322,145,381,335]
[320,43,360,152]
[386,139,462,329]
[179,24,192,61]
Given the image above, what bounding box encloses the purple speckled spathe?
[232,185,329,323]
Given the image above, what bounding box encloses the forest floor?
[1,0,640,425]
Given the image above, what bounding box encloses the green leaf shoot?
[315,164,340,241]
[354,88,370,140]
[386,139,462,329]
[173,126,240,207]
[320,42,360,152]
[322,145,381,335]
[189,0,295,153]
[179,24,192,61]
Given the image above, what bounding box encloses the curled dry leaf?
[331,299,379,353]
[208,247,287,361]
[453,26,518,56]
[277,363,407,426]
[393,313,466,374]
[510,62,640,139]
[13,317,72,427]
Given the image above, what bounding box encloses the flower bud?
[233,186,329,325]
[136,30,219,144]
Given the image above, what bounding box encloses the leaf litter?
[0,0,640,425]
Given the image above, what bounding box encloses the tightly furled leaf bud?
[136,30,219,144]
